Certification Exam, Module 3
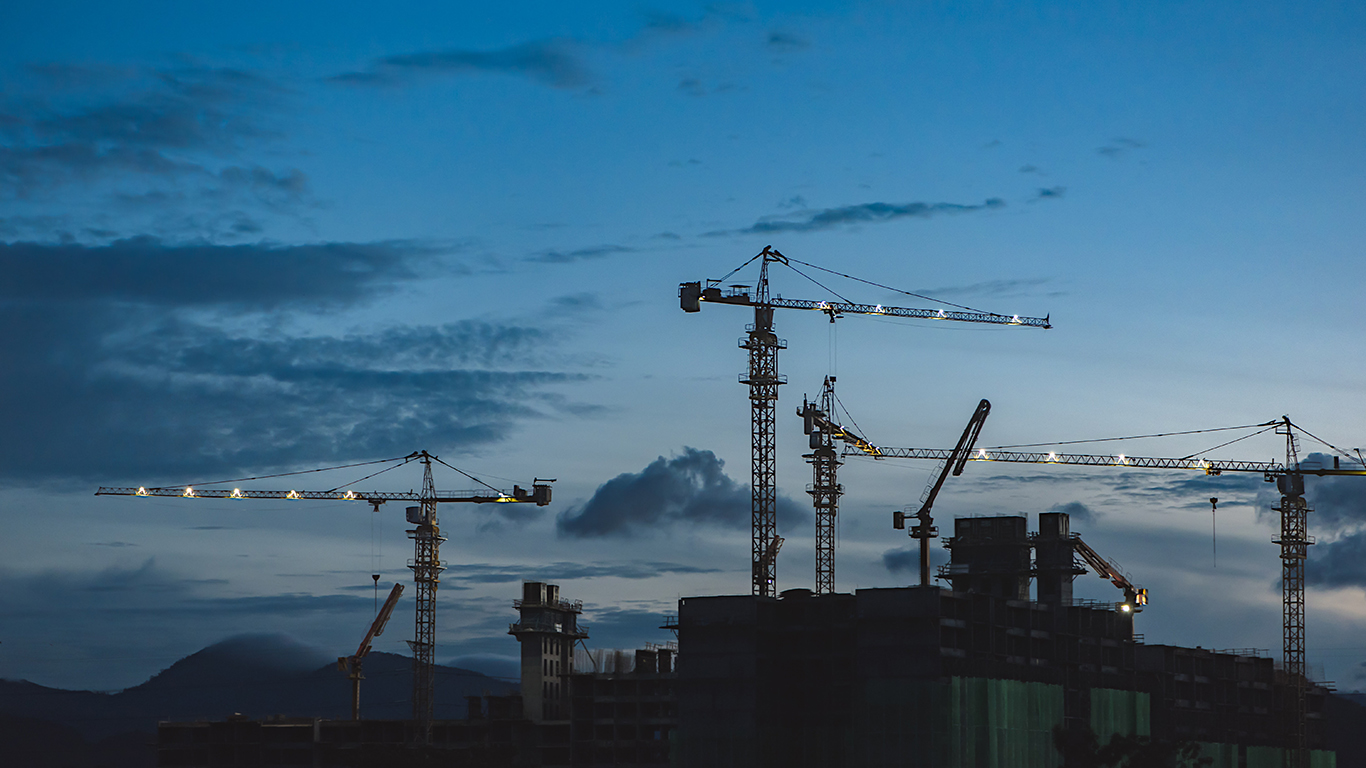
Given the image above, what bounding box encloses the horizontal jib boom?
[95,487,531,502]
[855,448,1282,473]
[768,297,1050,328]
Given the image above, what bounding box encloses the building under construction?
[675,511,1334,768]
[156,511,1340,767]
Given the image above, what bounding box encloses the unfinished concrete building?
[674,511,1332,768]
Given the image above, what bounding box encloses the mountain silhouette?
[0,633,517,767]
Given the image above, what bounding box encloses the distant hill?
[0,634,517,768]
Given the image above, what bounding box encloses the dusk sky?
[3,1,1366,694]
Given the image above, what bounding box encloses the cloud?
[711,198,1005,236]
[578,606,677,651]
[454,561,721,583]
[677,78,706,97]
[1097,137,1145,159]
[331,40,589,89]
[0,559,382,689]
[767,32,809,51]
[526,244,632,264]
[1045,501,1096,523]
[882,545,949,575]
[1308,531,1366,588]
[0,64,310,239]
[1019,165,1042,174]
[1291,457,1366,588]
[1030,186,1066,202]
[556,448,807,537]
[912,277,1051,299]
[0,66,291,193]
[0,237,435,308]
[0,238,594,482]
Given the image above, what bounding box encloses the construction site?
[112,248,1361,767]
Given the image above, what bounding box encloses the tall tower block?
[509,582,588,721]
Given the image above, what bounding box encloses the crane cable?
[983,421,1280,451]
[432,455,504,494]
[1289,421,1366,467]
[147,454,416,491]
[715,250,999,317]
[783,255,997,315]
[1179,424,1280,460]
[329,456,418,492]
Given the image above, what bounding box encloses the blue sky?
[3,1,1366,693]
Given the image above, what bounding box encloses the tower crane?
[96,450,553,743]
[339,582,404,720]
[853,417,1366,767]
[681,246,1049,597]
[798,376,880,594]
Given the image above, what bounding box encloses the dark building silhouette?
[157,517,1337,767]
[674,512,1332,768]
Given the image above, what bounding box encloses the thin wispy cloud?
[331,40,590,89]
[526,244,633,264]
[710,198,1006,236]
[1097,137,1145,159]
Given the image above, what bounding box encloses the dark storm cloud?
[712,198,1006,236]
[0,238,591,482]
[526,244,633,264]
[331,40,590,89]
[0,309,586,481]
[556,448,808,537]
[1307,531,1366,588]
[1285,455,1366,589]
[0,237,433,308]
[1046,501,1096,523]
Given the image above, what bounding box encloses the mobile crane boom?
[338,582,405,720]
[892,399,991,586]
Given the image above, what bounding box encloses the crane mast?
[681,246,1048,597]
[408,452,442,736]
[799,376,880,594]
[859,416,1366,766]
[802,377,841,595]
[739,252,786,597]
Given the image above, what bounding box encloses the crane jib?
[680,282,1050,328]
[94,486,553,504]
[849,448,1366,477]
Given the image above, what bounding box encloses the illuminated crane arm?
[682,283,1050,328]
[849,447,1297,475]
[1073,537,1147,612]
[95,484,554,504]
[800,399,881,457]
